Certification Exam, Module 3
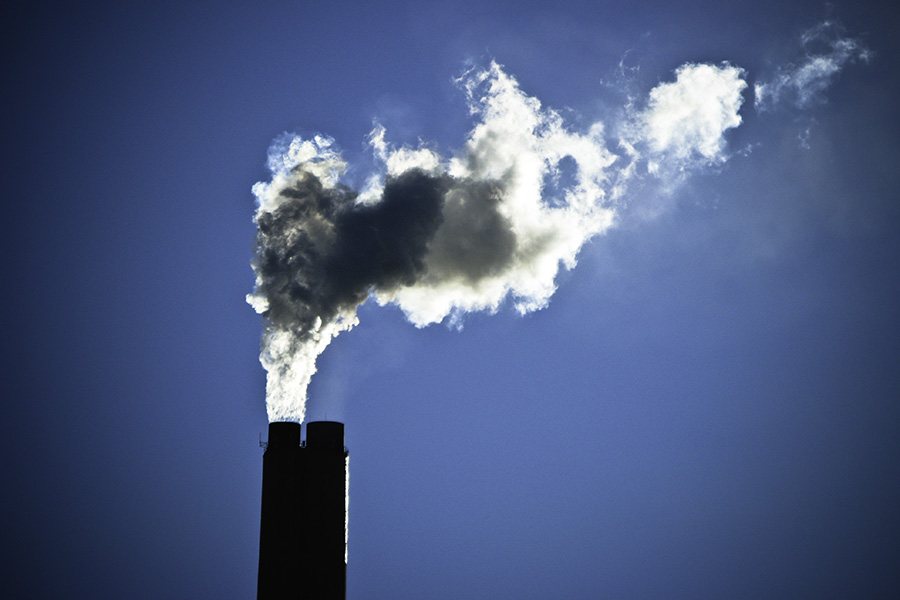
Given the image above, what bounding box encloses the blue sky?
[5,1,899,598]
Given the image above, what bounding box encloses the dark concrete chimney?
[258,421,348,600]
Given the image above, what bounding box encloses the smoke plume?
[249,60,748,422]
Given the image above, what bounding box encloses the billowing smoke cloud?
[639,63,746,167]
[755,20,871,111]
[249,60,747,422]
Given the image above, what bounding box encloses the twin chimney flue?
[258,421,348,600]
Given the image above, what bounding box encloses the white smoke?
[248,59,749,422]
[755,20,871,111]
[638,63,746,168]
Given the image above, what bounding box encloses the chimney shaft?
[258,421,347,600]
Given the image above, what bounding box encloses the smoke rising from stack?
[248,25,866,422]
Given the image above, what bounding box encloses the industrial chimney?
[258,421,348,600]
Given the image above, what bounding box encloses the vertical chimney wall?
[258,421,347,600]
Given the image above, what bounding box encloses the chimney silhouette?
[258,421,348,600]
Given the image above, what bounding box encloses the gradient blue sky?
[5,1,899,598]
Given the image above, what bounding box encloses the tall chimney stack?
[258,421,348,600]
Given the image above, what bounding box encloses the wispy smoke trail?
[755,20,871,111]
[249,60,747,422]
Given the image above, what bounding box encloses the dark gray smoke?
[255,169,448,336]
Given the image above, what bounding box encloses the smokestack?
[258,421,348,600]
